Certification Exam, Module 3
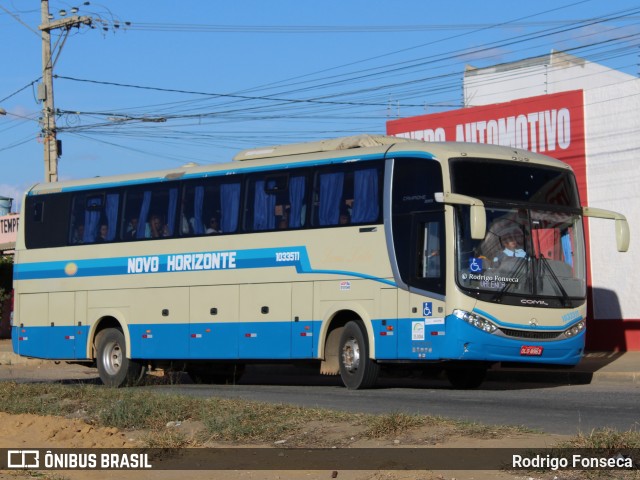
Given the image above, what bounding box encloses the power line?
[0,4,40,37]
[54,75,431,108]
[0,78,41,104]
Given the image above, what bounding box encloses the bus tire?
[338,321,379,389]
[445,367,487,389]
[95,328,145,387]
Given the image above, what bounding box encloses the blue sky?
[0,0,638,207]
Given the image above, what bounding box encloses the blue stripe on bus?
[13,246,397,287]
[13,315,584,365]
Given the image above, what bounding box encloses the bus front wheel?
[338,321,379,389]
[95,328,146,387]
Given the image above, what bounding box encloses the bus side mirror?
[616,218,630,252]
[470,205,486,240]
[582,207,630,253]
[435,192,486,240]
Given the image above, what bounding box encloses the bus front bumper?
[445,316,584,366]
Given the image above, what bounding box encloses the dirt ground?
[0,410,566,480]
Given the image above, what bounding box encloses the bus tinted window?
[450,158,580,207]
[24,160,383,249]
[70,191,120,244]
[246,173,308,232]
[392,158,443,214]
[182,178,242,235]
[24,193,70,249]
[391,158,445,294]
[313,162,383,227]
[123,185,178,240]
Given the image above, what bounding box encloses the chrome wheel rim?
[342,338,360,372]
[102,340,123,376]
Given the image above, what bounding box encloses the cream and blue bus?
[11,135,629,388]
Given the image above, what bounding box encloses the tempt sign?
[386,90,587,204]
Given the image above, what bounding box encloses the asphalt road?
[2,362,637,436]
[146,366,640,436]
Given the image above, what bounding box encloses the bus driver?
[494,233,526,264]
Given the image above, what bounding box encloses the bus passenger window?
[124,187,177,240]
[70,192,119,244]
[314,165,381,227]
[182,180,241,236]
[351,168,379,224]
[247,173,305,232]
[252,179,277,231]
[288,175,306,228]
[420,221,441,279]
[317,172,344,226]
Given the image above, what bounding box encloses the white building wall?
[584,78,640,320]
[464,51,635,106]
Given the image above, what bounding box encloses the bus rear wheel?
[95,328,146,387]
[445,366,487,389]
[338,321,379,389]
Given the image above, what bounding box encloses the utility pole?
[38,0,91,182]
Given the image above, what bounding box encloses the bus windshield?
[450,159,586,307]
[455,206,586,307]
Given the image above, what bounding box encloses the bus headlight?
[563,321,585,338]
[453,309,498,334]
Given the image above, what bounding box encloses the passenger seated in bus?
[339,210,351,225]
[206,217,221,234]
[278,216,288,229]
[125,217,138,239]
[96,224,108,242]
[148,214,165,238]
[71,224,85,244]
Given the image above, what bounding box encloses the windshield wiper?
[537,254,571,307]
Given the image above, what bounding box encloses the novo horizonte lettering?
[127,252,237,274]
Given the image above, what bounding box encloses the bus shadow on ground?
[182,364,595,391]
[25,362,595,391]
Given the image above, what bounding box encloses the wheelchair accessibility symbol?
[423,302,432,317]
[469,257,483,272]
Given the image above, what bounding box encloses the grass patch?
[558,427,640,451]
[363,412,426,438]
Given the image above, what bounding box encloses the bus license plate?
[520,345,543,356]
